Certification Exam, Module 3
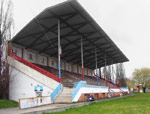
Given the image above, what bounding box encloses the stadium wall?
[120,87,129,94]
[8,56,59,102]
[11,43,95,77]
[9,66,53,102]
[73,86,109,102]
[72,81,109,102]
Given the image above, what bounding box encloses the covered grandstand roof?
[11,0,129,69]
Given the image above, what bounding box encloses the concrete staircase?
[54,87,74,103]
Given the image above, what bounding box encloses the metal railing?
[9,52,62,83]
[100,77,119,87]
[51,83,62,101]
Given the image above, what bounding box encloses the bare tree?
[0,0,13,99]
[102,66,112,81]
[0,63,10,98]
[115,63,127,87]
[0,0,13,41]
[102,66,106,79]
[107,66,112,81]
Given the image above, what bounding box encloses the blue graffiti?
[34,84,43,91]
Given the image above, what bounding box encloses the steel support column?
[81,36,84,80]
[104,55,107,86]
[99,68,101,79]
[58,20,61,81]
[95,47,98,86]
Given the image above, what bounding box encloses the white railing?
[19,96,51,109]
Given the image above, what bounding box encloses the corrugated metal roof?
[11,0,129,69]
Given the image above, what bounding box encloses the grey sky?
[12,0,150,78]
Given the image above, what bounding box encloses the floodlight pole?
[58,20,61,80]
[81,36,84,80]
[95,47,98,86]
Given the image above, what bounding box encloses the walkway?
[0,94,134,114]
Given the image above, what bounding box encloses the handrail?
[72,81,86,101]
[51,83,62,101]
[101,77,119,87]
[120,87,129,89]
[72,81,109,101]
[110,87,120,89]
[85,85,108,88]
[9,52,62,83]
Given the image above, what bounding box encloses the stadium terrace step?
[29,63,116,87]
[54,87,74,103]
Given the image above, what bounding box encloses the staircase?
[7,55,60,90]
[54,87,74,103]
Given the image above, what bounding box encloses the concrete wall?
[61,61,65,70]
[88,69,92,76]
[26,51,37,63]
[78,66,82,74]
[49,57,57,69]
[8,56,59,90]
[37,54,47,66]
[84,68,87,75]
[11,44,94,76]
[110,88,120,93]
[9,67,53,102]
[110,88,121,96]
[11,46,22,58]
[65,62,72,72]
[73,65,78,73]
[73,86,109,102]
[120,87,129,94]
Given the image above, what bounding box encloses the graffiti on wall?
[11,46,22,57]
[38,55,47,66]
[27,52,36,63]
[34,84,43,97]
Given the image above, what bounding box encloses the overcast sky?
[12,0,150,78]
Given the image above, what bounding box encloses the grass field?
[0,99,18,109]
[44,93,150,114]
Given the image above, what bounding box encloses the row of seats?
[34,64,115,87]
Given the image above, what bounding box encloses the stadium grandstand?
[5,0,129,108]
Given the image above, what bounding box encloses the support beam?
[104,55,107,86]
[41,22,89,55]
[99,68,101,79]
[49,23,93,57]
[70,3,117,63]
[111,63,115,87]
[81,36,84,81]
[95,47,98,86]
[46,10,120,70]
[58,20,61,80]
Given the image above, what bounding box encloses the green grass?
[44,93,150,114]
[0,99,18,109]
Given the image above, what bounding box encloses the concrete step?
[54,87,74,104]
[60,93,72,96]
[54,97,72,101]
[63,87,74,90]
[60,89,74,93]
[62,89,74,91]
